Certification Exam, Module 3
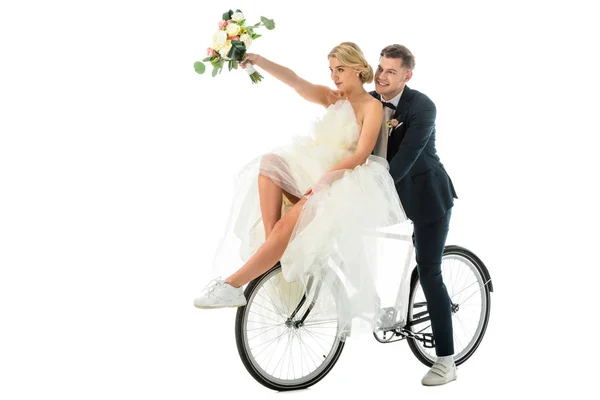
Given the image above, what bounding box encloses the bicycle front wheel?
[406,245,492,367]
[235,263,346,391]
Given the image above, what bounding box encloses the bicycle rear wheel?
[406,245,492,366]
[235,263,346,391]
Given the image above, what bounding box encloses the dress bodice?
[311,99,361,152]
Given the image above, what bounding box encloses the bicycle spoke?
[299,330,305,378]
[406,253,490,367]
[250,300,288,320]
[449,279,480,303]
[251,328,288,358]
[248,310,286,325]
[239,268,344,387]
[246,319,283,327]
[302,327,332,356]
[298,330,329,365]
[272,332,293,378]
[256,291,288,317]
[260,329,288,373]
[297,331,319,372]
[454,314,473,351]
[288,282,292,317]
[248,322,286,342]
[270,279,291,314]
[302,318,338,327]
[456,285,484,306]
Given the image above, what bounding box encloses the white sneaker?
[193,278,247,309]
[421,360,457,386]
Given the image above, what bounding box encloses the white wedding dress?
[211,99,410,336]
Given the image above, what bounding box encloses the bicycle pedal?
[422,333,435,348]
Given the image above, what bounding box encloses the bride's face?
[328,57,359,91]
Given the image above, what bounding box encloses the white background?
[1,0,599,398]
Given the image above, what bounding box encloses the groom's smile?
[374,55,412,99]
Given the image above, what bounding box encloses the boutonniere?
[386,118,403,136]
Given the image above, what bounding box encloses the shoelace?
[200,277,224,297]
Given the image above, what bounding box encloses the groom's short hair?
[380,45,415,70]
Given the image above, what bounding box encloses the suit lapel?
[392,85,410,120]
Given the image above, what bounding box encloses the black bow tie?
[381,100,396,110]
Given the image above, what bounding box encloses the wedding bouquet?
[194,9,275,83]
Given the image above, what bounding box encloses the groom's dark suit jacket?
[370,86,457,223]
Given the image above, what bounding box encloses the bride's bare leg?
[225,198,306,288]
[258,173,283,238]
[258,154,300,238]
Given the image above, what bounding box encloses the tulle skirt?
[210,140,411,337]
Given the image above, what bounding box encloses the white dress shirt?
[373,89,404,159]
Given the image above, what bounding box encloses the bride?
[194,42,407,333]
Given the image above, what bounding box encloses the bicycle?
[234,224,493,391]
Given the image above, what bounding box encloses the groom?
[370,44,458,386]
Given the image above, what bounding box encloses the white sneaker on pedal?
[421,359,457,386]
[193,278,247,309]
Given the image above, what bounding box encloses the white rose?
[231,12,244,22]
[212,30,227,50]
[226,23,241,37]
[240,33,252,49]
[219,40,232,58]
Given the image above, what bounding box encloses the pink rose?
[230,35,240,41]
[206,47,215,57]
[391,119,400,127]
[218,20,226,29]
[226,20,232,26]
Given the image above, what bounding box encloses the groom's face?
[375,56,412,99]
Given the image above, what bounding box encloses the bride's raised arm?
[243,53,340,108]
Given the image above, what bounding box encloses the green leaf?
[251,33,261,40]
[228,60,233,71]
[260,16,275,30]
[239,19,246,26]
[235,9,242,13]
[227,40,247,61]
[194,61,205,74]
[212,65,219,77]
[202,56,213,62]
[222,10,232,21]
[232,61,238,70]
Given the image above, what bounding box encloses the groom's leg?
[413,209,454,357]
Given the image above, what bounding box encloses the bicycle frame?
[364,226,437,345]
[366,227,415,327]
[285,223,427,341]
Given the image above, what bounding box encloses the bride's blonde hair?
[328,42,374,84]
